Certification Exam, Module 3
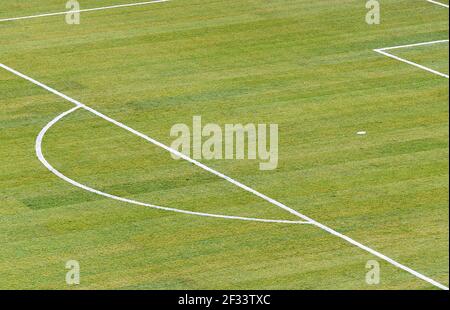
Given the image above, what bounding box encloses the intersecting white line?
[373,1,449,78]
[374,40,449,79]
[0,0,170,23]
[1,63,448,290]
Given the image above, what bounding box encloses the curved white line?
[35,106,309,225]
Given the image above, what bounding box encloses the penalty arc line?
[0,63,448,290]
[0,0,170,23]
[36,106,309,225]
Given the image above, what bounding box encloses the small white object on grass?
[357,131,367,135]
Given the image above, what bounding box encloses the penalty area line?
[0,0,170,23]
[0,63,448,290]
[34,107,311,226]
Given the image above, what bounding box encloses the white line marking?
[427,0,449,8]
[36,108,308,225]
[0,0,170,23]
[1,63,448,290]
[377,39,450,51]
[374,40,449,79]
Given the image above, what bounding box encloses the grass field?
[0,0,448,290]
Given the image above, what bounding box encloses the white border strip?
[0,0,170,23]
[374,40,449,79]
[427,0,449,8]
[0,63,447,290]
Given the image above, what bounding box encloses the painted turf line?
[0,63,447,290]
[375,0,449,78]
[427,0,450,8]
[0,0,170,23]
[374,40,449,79]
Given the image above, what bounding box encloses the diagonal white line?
[427,0,450,8]
[1,62,448,290]
[35,109,309,225]
[0,0,170,23]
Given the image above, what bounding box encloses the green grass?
[0,0,448,289]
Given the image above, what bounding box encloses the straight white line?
[377,39,449,51]
[36,109,308,225]
[427,0,450,8]
[0,0,170,23]
[374,48,449,79]
[1,62,448,290]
